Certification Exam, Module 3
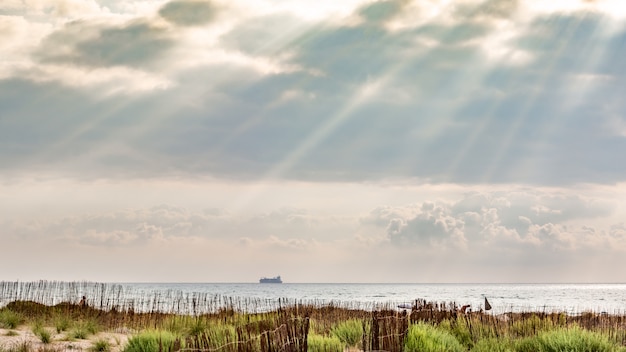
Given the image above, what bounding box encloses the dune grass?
[307,334,344,352]
[90,339,112,352]
[404,322,465,352]
[330,318,363,348]
[31,322,52,344]
[0,310,23,329]
[2,280,626,352]
[123,330,180,352]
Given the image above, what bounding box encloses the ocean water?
[120,282,626,315]
[2,282,626,315]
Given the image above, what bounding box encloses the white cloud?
[0,0,106,18]
[364,190,618,254]
[3,0,626,282]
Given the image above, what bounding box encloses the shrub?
[331,319,363,347]
[307,334,344,352]
[404,322,464,352]
[123,330,180,352]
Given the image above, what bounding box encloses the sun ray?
[479,11,589,183]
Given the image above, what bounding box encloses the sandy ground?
[0,326,130,352]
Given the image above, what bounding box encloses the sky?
[1,0,626,283]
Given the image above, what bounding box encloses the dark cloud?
[358,0,407,24]
[35,20,174,68]
[3,4,626,186]
[158,0,217,27]
[454,0,521,21]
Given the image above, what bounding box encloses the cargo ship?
[259,275,282,283]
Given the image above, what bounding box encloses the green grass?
[534,326,621,352]
[53,315,71,333]
[69,319,100,340]
[404,322,465,352]
[91,339,112,352]
[123,330,180,352]
[307,333,344,352]
[470,338,515,352]
[161,316,188,335]
[186,318,208,337]
[70,326,89,340]
[0,309,24,329]
[3,296,626,352]
[330,319,363,347]
[203,323,237,349]
[33,327,52,344]
[510,314,554,337]
[31,319,52,344]
[439,316,474,348]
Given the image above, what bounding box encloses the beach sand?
[0,327,129,352]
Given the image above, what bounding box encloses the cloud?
[357,0,408,24]
[2,204,350,248]
[3,0,626,186]
[0,0,105,18]
[35,20,175,69]
[453,0,521,21]
[158,0,218,27]
[364,190,617,253]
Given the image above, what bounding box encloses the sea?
[116,282,626,315]
[2,282,626,315]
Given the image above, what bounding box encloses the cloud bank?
[2,0,626,282]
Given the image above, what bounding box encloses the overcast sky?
[2,0,626,283]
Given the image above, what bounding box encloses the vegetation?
[53,315,70,333]
[404,322,465,352]
[32,322,52,344]
[307,334,344,352]
[90,339,112,352]
[0,310,23,329]
[330,318,364,348]
[2,281,626,352]
[123,330,179,352]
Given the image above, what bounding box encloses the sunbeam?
[479,11,589,183]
